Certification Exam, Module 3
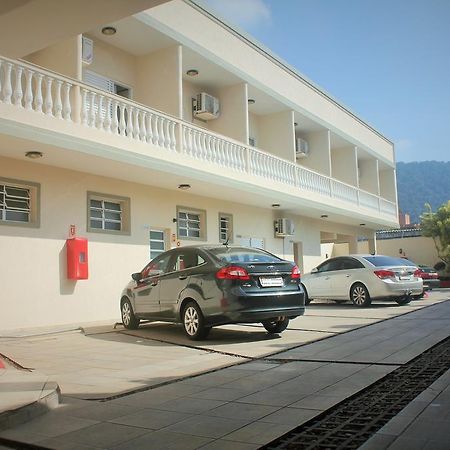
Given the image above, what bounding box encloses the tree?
[420,201,450,270]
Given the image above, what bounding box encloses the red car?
[415,265,440,290]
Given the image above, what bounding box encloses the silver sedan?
[301,255,423,307]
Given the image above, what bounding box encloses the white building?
[0,0,398,331]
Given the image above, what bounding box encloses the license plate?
[399,276,411,280]
[260,276,283,287]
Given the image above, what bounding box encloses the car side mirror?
[311,267,318,274]
[131,272,141,282]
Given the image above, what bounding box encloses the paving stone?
[161,414,251,439]
[155,397,227,414]
[207,402,279,421]
[55,422,148,448]
[109,408,191,430]
[198,439,260,449]
[259,407,318,425]
[222,420,294,445]
[109,430,211,450]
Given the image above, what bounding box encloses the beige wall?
[85,36,137,90]
[0,155,368,331]
[136,45,182,117]
[209,83,248,144]
[331,146,358,186]
[25,36,82,79]
[300,130,331,175]
[258,110,295,161]
[379,168,397,202]
[358,236,440,268]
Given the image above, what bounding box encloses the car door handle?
[178,275,188,280]
[346,274,351,278]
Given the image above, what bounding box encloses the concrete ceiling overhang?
[0,0,170,58]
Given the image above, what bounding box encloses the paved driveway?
[1,292,448,400]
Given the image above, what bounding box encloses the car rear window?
[208,247,282,264]
[362,256,416,267]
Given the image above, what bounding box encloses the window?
[142,253,172,278]
[317,259,341,273]
[87,192,130,234]
[340,257,365,270]
[0,178,40,227]
[219,213,233,243]
[177,206,206,240]
[168,251,206,272]
[209,247,281,264]
[149,229,166,260]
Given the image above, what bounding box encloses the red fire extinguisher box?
[66,237,88,280]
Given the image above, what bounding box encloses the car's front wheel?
[262,317,290,334]
[121,298,140,330]
[182,301,210,340]
[350,283,371,307]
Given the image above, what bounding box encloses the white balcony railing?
[0,56,397,219]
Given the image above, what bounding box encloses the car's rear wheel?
[396,296,412,305]
[262,317,290,334]
[302,285,312,305]
[121,298,140,329]
[350,283,371,307]
[182,301,210,340]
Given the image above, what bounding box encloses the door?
[307,258,340,298]
[159,250,206,318]
[133,253,171,317]
[330,257,365,298]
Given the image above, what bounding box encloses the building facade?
[0,0,398,331]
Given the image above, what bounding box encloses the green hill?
[396,161,450,224]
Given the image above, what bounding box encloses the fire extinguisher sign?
[69,224,76,238]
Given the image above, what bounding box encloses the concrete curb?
[0,381,60,432]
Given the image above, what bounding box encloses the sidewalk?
[0,294,449,449]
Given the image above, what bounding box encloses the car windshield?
[362,256,417,267]
[208,247,282,264]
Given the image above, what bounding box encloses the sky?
[195,0,450,163]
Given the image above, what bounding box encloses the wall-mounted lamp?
[248,98,255,104]
[321,214,328,218]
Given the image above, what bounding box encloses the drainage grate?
[261,336,450,450]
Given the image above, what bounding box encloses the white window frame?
[149,228,168,260]
[177,206,207,241]
[0,177,40,228]
[87,192,130,235]
[218,212,233,243]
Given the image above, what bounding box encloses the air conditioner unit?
[193,92,220,120]
[295,137,309,158]
[82,36,94,65]
[275,218,295,237]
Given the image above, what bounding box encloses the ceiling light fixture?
[101,26,117,36]
[320,214,328,218]
[25,151,43,159]
[248,98,255,104]
[272,203,281,208]
[186,69,199,76]
[178,184,191,190]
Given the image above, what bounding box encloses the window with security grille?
[219,213,233,243]
[177,207,206,240]
[150,229,166,260]
[87,192,130,234]
[0,183,31,223]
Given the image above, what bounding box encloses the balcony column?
[368,234,377,255]
[348,236,358,254]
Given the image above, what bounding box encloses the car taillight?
[374,269,395,279]
[291,265,301,279]
[413,269,422,277]
[216,266,250,280]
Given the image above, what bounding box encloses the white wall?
[379,168,397,202]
